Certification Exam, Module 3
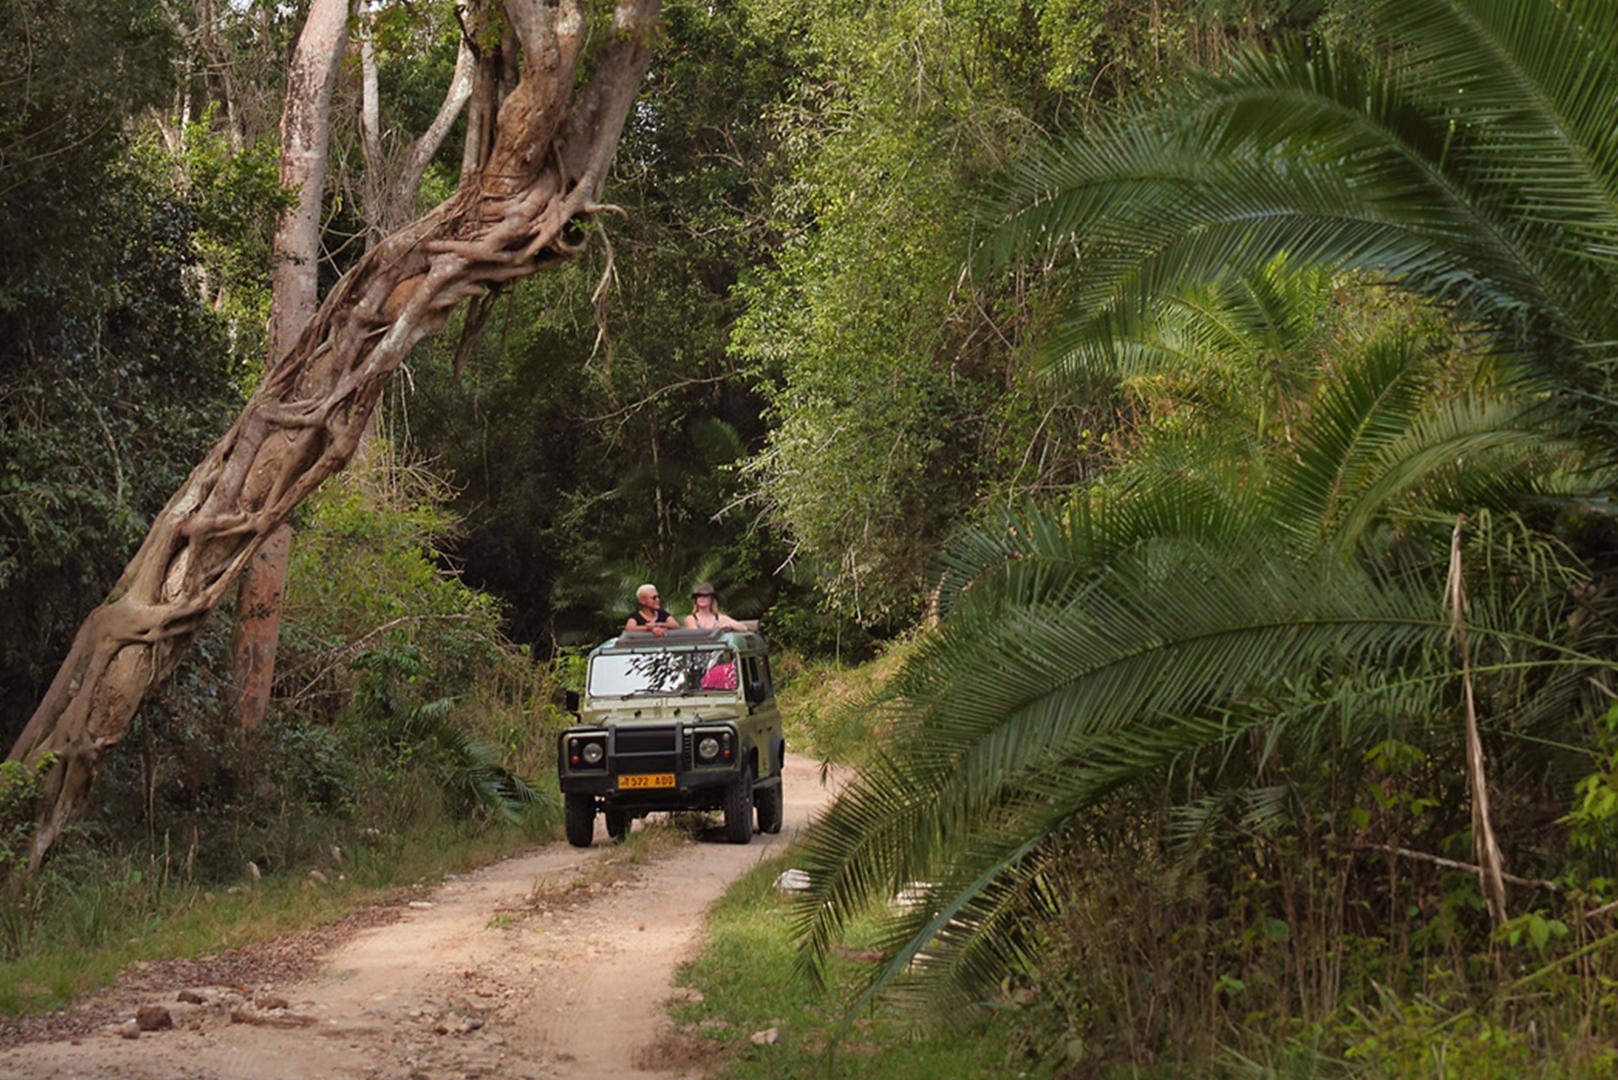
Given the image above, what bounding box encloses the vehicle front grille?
[612,725,679,775]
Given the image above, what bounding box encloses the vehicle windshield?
[588,648,738,697]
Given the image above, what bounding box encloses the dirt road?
[0,754,840,1079]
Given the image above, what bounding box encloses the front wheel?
[755,777,784,835]
[564,793,596,848]
[723,766,754,844]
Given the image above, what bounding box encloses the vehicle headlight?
[697,736,720,762]
[568,735,607,768]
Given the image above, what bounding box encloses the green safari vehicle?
[557,626,785,846]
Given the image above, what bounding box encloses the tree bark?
[8,0,663,868]
[230,0,351,733]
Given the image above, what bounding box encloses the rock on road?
[0,753,842,1079]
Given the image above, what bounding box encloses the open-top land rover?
[557,626,785,846]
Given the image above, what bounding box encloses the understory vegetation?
[781,642,1618,1074]
[674,851,1016,1078]
[0,450,564,1009]
[8,0,1618,1074]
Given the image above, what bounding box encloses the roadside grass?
[668,849,1019,1079]
[777,636,917,765]
[0,812,554,1015]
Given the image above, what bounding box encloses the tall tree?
[230,0,351,731]
[356,2,481,241]
[7,0,663,867]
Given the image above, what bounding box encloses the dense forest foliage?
[5,0,1618,1071]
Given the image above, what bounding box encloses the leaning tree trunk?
[6,0,662,869]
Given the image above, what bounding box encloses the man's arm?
[624,612,678,636]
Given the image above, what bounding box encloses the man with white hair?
[623,583,680,636]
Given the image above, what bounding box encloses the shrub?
[0,758,51,877]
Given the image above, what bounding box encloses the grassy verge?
[776,637,916,765]
[667,849,1018,1079]
[673,640,1022,1076]
[0,814,553,1015]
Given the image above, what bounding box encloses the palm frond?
[398,699,538,823]
[990,6,1618,383]
[1372,0,1618,237]
[799,609,1613,1015]
[937,477,1262,618]
[794,548,1450,983]
[1042,257,1333,428]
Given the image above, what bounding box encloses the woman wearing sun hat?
[684,583,746,631]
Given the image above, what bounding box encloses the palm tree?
[1043,255,1339,450]
[794,330,1604,1015]
[990,0,1618,446]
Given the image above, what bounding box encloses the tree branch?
[393,26,478,211]
[1350,843,1559,892]
[288,613,476,703]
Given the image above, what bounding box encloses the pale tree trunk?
[462,8,506,181]
[359,15,386,248]
[394,18,478,224]
[8,0,663,869]
[355,3,483,457]
[229,0,351,733]
[359,1,481,243]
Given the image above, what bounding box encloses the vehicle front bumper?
[557,722,746,808]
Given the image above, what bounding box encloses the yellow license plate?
[619,773,675,790]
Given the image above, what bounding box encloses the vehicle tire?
[604,806,631,841]
[723,766,754,844]
[564,793,596,848]
[755,776,784,835]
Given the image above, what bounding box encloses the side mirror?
[564,689,580,713]
[745,678,766,705]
